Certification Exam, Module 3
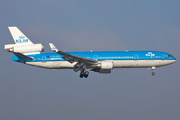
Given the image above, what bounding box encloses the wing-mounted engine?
[4,44,44,54]
[91,61,113,74]
[101,61,113,69]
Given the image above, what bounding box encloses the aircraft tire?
[80,74,84,78]
[152,72,155,76]
[84,71,89,78]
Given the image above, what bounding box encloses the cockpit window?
[168,55,173,57]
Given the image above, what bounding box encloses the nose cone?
[173,56,177,60]
[172,57,177,63]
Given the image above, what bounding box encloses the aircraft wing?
[13,52,34,60]
[49,43,97,65]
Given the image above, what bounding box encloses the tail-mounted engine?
[4,44,44,53]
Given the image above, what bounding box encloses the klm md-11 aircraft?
[5,27,176,78]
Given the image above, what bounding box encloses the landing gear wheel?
[80,74,83,78]
[80,71,84,78]
[84,71,89,78]
[79,70,89,78]
[152,72,155,76]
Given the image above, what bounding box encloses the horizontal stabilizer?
[13,52,34,60]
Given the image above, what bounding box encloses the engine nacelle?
[91,61,113,74]
[100,61,113,69]
[5,44,44,53]
[99,69,111,73]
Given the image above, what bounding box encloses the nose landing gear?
[152,72,155,76]
[151,67,156,76]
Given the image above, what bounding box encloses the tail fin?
[8,27,33,45]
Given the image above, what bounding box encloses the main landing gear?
[151,67,155,76]
[80,70,89,78]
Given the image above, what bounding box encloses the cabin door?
[161,54,165,60]
[42,56,46,62]
[134,54,139,60]
[94,55,98,60]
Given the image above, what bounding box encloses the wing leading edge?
[49,43,98,72]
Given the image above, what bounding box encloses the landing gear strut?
[151,67,155,76]
[79,70,89,78]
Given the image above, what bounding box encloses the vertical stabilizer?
[8,27,33,45]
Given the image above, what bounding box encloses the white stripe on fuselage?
[113,60,176,68]
[25,60,176,69]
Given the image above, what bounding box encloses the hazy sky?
[1,0,180,120]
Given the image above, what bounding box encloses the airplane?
[4,26,176,78]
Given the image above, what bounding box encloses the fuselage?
[6,26,177,77]
[12,51,176,69]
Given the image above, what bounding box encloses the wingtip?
[8,26,17,30]
[49,43,58,51]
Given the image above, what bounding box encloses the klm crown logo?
[146,52,155,56]
[16,35,29,43]
[19,36,25,39]
[51,47,56,50]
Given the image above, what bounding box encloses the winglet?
[49,43,58,52]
